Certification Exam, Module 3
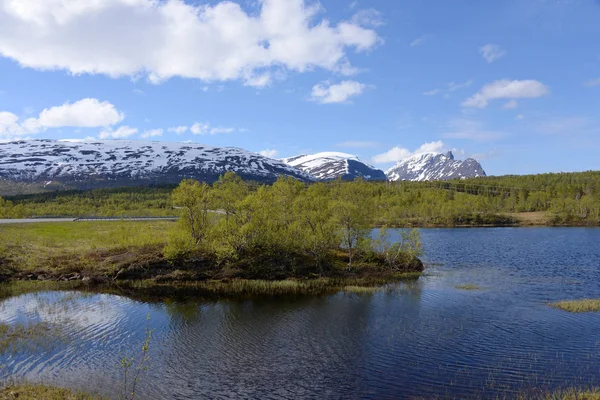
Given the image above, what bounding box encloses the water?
[1,228,599,399]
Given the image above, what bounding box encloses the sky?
[0,0,599,176]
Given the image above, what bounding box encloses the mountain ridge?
[0,139,314,191]
[282,152,387,181]
[386,151,486,181]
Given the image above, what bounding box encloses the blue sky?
[0,0,599,176]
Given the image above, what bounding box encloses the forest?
[1,170,599,226]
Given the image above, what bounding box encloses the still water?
[1,228,599,399]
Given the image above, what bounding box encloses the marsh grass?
[516,387,600,400]
[0,221,173,274]
[455,284,481,291]
[0,385,103,399]
[549,299,600,313]
[342,286,383,294]
[0,322,65,354]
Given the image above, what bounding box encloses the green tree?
[171,179,212,245]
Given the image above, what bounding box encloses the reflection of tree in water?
[148,293,377,399]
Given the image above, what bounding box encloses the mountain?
[0,139,313,192]
[282,152,386,181]
[386,151,486,181]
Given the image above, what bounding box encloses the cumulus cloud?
[310,80,368,104]
[372,141,446,164]
[140,128,163,138]
[0,0,380,87]
[462,79,549,108]
[480,44,506,63]
[99,125,138,139]
[190,122,238,135]
[351,8,384,27]
[502,99,518,109]
[0,98,123,140]
[259,149,278,158]
[168,126,188,134]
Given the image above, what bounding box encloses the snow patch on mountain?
[0,139,313,188]
[282,152,386,181]
[386,151,486,181]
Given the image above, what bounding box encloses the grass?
[0,385,102,400]
[0,221,174,277]
[455,284,481,291]
[517,387,600,400]
[506,211,551,226]
[549,299,600,313]
[0,322,66,355]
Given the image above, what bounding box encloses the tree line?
[1,170,599,225]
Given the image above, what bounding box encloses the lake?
[1,228,599,399]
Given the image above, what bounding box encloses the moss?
[549,299,600,313]
[0,385,102,400]
[455,284,481,291]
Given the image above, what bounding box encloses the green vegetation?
[550,299,600,313]
[3,170,600,226]
[0,174,424,294]
[455,284,481,291]
[0,322,64,354]
[0,221,173,279]
[518,387,600,400]
[0,385,102,400]
[164,174,424,280]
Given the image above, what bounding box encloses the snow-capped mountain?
[282,152,386,181]
[386,151,486,181]
[0,139,313,190]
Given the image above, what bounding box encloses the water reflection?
[0,228,598,399]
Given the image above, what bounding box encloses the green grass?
[455,284,481,291]
[549,299,600,313]
[0,385,102,400]
[0,221,174,275]
[517,387,600,400]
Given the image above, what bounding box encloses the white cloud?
[35,98,124,128]
[516,114,525,120]
[372,141,446,164]
[423,89,440,96]
[0,0,380,87]
[442,118,503,141]
[463,79,549,108]
[447,80,473,92]
[190,122,238,135]
[99,125,138,139]
[480,44,506,63]
[310,80,368,104]
[410,35,428,47]
[337,140,378,148]
[168,126,188,134]
[584,78,600,87]
[424,80,472,97]
[140,128,163,138]
[502,99,518,109]
[0,98,123,140]
[190,123,210,135]
[259,149,278,158]
[351,9,384,27]
[209,127,235,134]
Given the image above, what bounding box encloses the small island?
[0,174,424,297]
